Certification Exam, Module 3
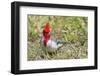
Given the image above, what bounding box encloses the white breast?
[47,39,63,49]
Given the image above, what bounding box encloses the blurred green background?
[27,15,88,61]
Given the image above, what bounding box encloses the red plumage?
[43,22,51,33]
[43,22,51,46]
[42,22,63,49]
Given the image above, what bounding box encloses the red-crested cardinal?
[41,22,63,49]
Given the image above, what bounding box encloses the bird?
[41,22,64,50]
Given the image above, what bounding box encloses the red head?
[43,22,51,33]
[43,22,51,46]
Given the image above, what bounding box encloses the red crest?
[43,22,51,33]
